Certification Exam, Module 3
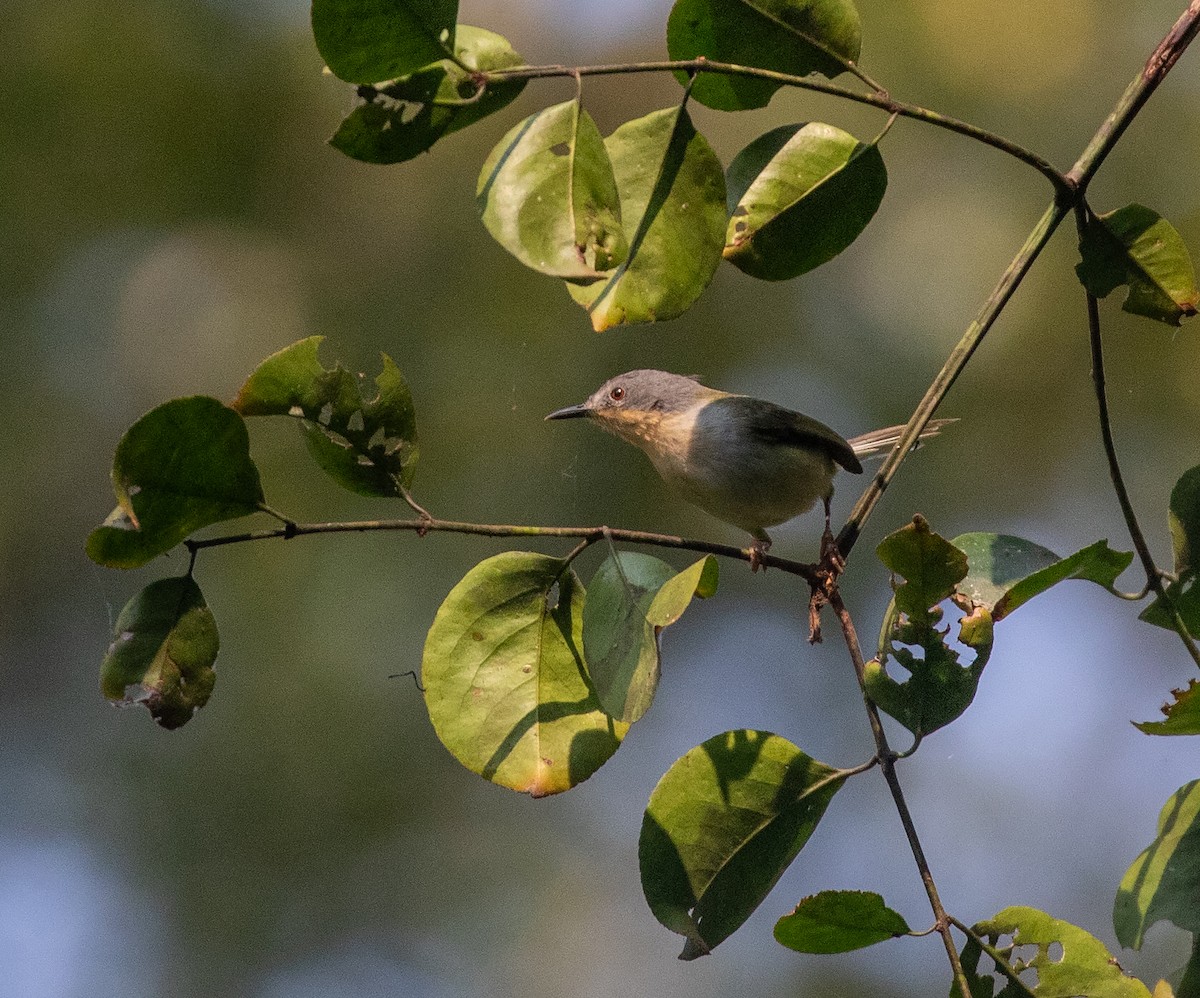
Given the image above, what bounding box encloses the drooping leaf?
[1115,781,1200,950]
[100,576,219,730]
[477,100,626,279]
[724,123,886,280]
[567,106,727,330]
[330,26,526,164]
[234,336,419,497]
[582,553,717,723]
[953,534,1133,621]
[422,552,626,796]
[312,0,458,85]
[667,0,863,111]
[1135,681,1200,735]
[1169,465,1200,576]
[960,907,1152,997]
[1076,204,1199,327]
[774,890,910,954]
[87,397,265,569]
[639,730,845,958]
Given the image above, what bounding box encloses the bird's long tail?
[848,419,956,459]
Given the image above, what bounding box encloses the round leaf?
[312,0,458,85]
[774,890,910,953]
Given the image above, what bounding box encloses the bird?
[546,369,952,565]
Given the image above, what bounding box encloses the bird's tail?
[848,419,957,459]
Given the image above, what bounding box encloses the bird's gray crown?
[582,369,709,417]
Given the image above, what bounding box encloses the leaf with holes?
[1136,681,1200,736]
[725,123,886,281]
[422,552,627,796]
[87,397,265,569]
[774,890,910,953]
[1076,204,1199,326]
[667,0,862,110]
[312,0,458,84]
[234,336,418,497]
[640,730,845,958]
[100,576,219,730]
[330,26,525,164]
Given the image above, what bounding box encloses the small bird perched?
[546,369,951,565]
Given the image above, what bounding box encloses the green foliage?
[639,730,845,958]
[1169,466,1200,577]
[774,890,910,953]
[1135,681,1200,735]
[312,0,459,85]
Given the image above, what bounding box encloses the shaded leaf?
[1169,465,1200,576]
[422,552,626,796]
[1076,204,1199,327]
[1135,680,1200,736]
[567,106,727,330]
[1115,781,1200,950]
[774,890,910,953]
[725,123,886,281]
[1139,578,1200,638]
[234,336,419,497]
[639,730,844,958]
[667,0,862,111]
[100,576,219,730]
[330,26,526,164]
[87,397,265,569]
[312,0,458,84]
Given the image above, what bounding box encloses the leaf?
[1115,781,1200,950]
[477,100,627,279]
[877,515,967,619]
[1139,578,1200,638]
[234,336,419,497]
[1076,204,1200,327]
[953,534,1134,621]
[582,553,717,723]
[312,0,458,85]
[961,907,1152,997]
[774,890,910,953]
[421,552,627,796]
[1135,680,1200,735]
[330,26,526,165]
[566,106,727,330]
[724,123,887,281]
[1169,465,1200,576]
[87,397,265,569]
[639,730,845,959]
[666,0,862,111]
[100,576,219,730]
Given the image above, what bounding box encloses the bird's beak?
[545,403,590,421]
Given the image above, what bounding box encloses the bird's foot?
[748,537,770,572]
[819,526,845,576]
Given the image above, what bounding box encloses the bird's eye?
[609,386,625,402]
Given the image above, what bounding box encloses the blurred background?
[4,0,1200,995]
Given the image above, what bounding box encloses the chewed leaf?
[87,397,265,569]
[1076,203,1199,326]
[312,0,458,84]
[234,336,418,497]
[100,576,219,729]
[1135,680,1200,735]
[775,890,910,953]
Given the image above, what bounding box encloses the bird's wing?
[719,397,864,474]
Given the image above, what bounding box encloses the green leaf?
[567,106,727,330]
[877,515,967,618]
[477,100,627,280]
[330,26,526,165]
[1169,465,1200,576]
[1076,204,1200,327]
[1115,781,1200,950]
[87,397,265,569]
[953,534,1134,621]
[1139,578,1200,637]
[312,0,458,85]
[667,0,862,111]
[774,890,910,953]
[1135,680,1200,735]
[724,123,886,281]
[100,576,219,730]
[421,552,626,796]
[1178,939,1200,998]
[234,336,419,497]
[639,730,845,958]
[961,906,1152,997]
[583,553,717,723]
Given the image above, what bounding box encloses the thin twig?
[948,916,1038,998]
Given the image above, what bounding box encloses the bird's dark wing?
[715,397,863,474]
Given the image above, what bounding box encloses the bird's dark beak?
[545,403,590,421]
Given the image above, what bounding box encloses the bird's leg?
[818,494,845,575]
[749,529,772,572]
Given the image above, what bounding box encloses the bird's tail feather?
[849,418,957,459]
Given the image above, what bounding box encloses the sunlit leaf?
[477,99,626,279]
[330,26,525,164]
[1076,204,1199,326]
[422,552,626,796]
[877,515,967,618]
[639,730,845,958]
[312,0,458,84]
[100,576,219,730]
[234,336,419,497]
[725,123,886,280]
[567,106,726,330]
[1135,681,1200,735]
[774,890,910,953]
[87,397,265,569]
[667,0,862,110]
